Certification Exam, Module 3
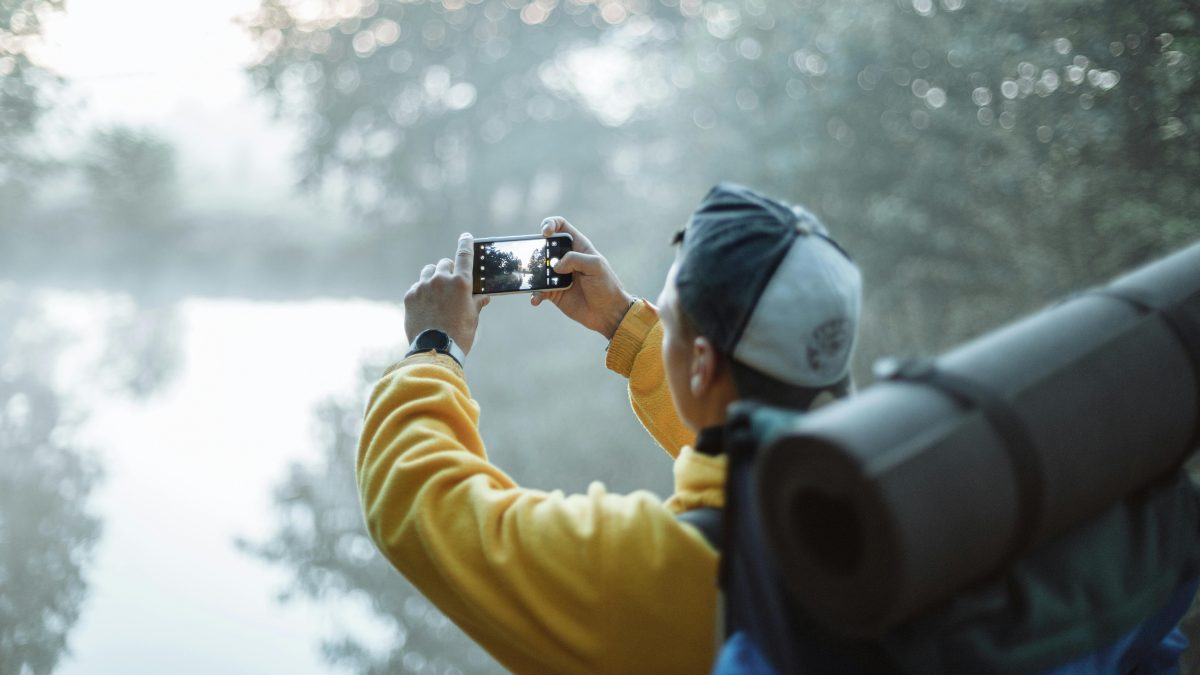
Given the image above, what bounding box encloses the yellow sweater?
[357,300,726,674]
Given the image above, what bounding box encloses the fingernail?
[461,232,471,238]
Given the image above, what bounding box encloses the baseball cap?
[674,182,862,390]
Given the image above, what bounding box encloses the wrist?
[406,328,467,367]
[603,294,638,341]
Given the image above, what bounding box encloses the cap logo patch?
[807,318,851,376]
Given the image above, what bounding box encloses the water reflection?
[239,370,503,674]
[0,290,102,675]
[51,298,412,675]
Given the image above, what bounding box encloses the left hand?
[404,233,491,355]
[530,217,634,340]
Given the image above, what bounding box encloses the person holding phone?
[358,183,862,674]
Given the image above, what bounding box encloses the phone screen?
[473,234,573,295]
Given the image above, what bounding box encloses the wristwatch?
[406,329,466,367]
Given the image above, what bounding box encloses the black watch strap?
[406,329,466,367]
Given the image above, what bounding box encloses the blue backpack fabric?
[712,406,1200,675]
[715,582,1194,675]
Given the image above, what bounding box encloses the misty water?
[36,293,403,674]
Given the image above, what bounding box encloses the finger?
[455,232,473,279]
[553,251,604,275]
[420,264,436,282]
[540,216,595,253]
[435,258,453,276]
[476,295,491,311]
[530,292,543,306]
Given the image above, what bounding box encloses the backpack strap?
[881,358,1045,560]
[719,405,900,673]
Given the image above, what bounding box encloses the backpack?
[687,241,1200,674]
[695,401,1200,674]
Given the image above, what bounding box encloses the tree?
[648,0,1200,356]
[490,248,520,276]
[241,0,691,266]
[0,0,65,224]
[82,127,181,233]
[525,245,545,288]
[245,0,1199,353]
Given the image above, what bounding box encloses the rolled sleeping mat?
[755,240,1200,638]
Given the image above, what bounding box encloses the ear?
[690,336,719,396]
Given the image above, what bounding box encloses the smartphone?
[473,233,574,295]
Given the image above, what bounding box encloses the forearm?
[606,300,695,457]
[357,354,715,674]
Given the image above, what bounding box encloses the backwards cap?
[674,182,862,389]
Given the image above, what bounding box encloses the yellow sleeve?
[606,300,695,458]
[357,353,717,675]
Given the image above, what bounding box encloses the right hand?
[404,233,491,355]
[531,217,635,340]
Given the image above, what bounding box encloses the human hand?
[530,217,634,340]
[404,233,491,355]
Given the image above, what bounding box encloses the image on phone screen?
[473,234,574,295]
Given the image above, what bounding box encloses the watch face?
[415,330,450,352]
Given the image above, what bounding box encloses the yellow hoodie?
[357,300,726,674]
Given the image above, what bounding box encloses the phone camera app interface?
[474,237,572,294]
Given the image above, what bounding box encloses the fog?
[1,0,1197,672]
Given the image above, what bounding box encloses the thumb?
[554,251,604,276]
[475,295,491,311]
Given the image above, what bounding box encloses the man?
[356,183,862,673]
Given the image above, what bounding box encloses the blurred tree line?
[231,0,1200,673]
[241,0,1199,353]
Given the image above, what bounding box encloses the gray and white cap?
[674,182,862,390]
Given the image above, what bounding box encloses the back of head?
[674,182,862,409]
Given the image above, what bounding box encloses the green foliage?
[242,0,686,261]
[244,0,1199,350]
[0,0,64,220]
[490,248,519,276]
[647,0,1200,355]
[524,245,544,282]
[0,0,64,134]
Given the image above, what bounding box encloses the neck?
[694,374,739,429]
